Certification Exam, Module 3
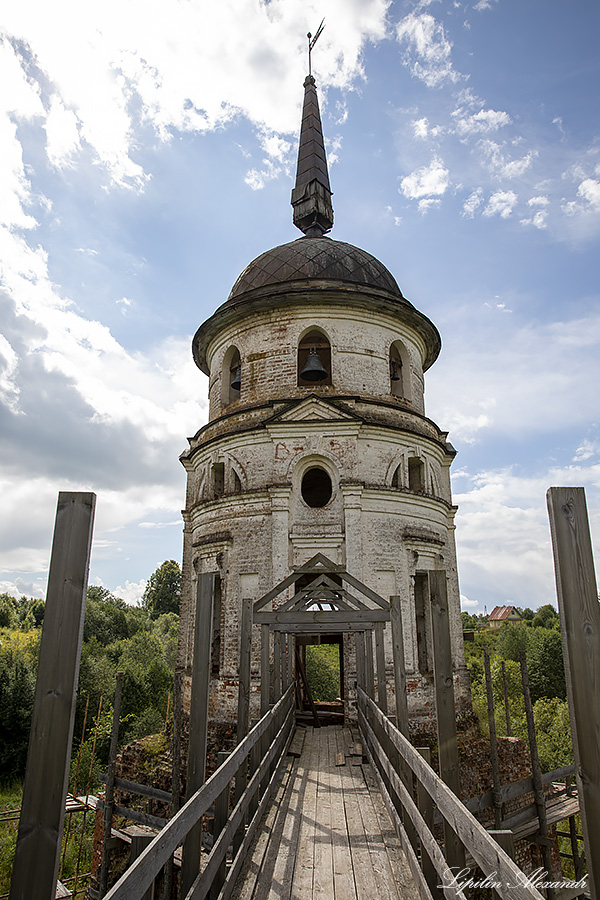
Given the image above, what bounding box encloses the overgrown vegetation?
[0,562,181,893]
[306,643,341,701]
[462,604,572,772]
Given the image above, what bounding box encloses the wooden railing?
[357,686,546,900]
[104,684,295,900]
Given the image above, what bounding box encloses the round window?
[301,467,333,508]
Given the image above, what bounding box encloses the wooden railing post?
[416,747,442,900]
[428,569,465,871]
[374,622,388,714]
[547,486,600,899]
[99,672,124,895]
[10,492,95,900]
[484,648,503,828]
[181,572,216,897]
[211,751,230,900]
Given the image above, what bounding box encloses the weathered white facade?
[177,76,471,726]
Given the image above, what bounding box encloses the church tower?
[177,73,470,725]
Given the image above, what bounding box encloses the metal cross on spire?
[307,18,325,76]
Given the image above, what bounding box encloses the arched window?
[389,340,410,401]
[408,457,424,493]
[222,346,241,406]
[211,462,225,499]
[298,329,332,386]
[392,464,403,489]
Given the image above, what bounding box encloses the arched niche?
[297,328,332,387]
[221,345,241,407]
[389,340,411,401]
[408,456,425,493]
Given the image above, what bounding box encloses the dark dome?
[228,236,402,300]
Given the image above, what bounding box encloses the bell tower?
[177,72,470,725]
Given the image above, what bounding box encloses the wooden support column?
[10,492,95,900]
[355,631,366,694]
[547,486,600,899]
[484,648,503,828]
[428,569,465,871]
[129,833,155,900]
[273,631,282,702]
[260,624,270,716]
[520,650,555,898]
[99,672,123,895]
[389,595,409,735]
[501,660,512,736]
[211,751,230,900]
[364,629,376,701]
[375,622,388,715]
[234,599,252,854]
[416,747,442,900]
[181,572,216,898]
[163,669,183,900]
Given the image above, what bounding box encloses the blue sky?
[1,0,599,613]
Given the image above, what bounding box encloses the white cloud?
[462,187,483,217]
[400,155,450,199]
[453,107,511,137]
[483,189,517,218]
[113,578,146,606]
[520,210,548,230]
[418,198,442,213]
[578,178,600,210]
[396,12,460,88]
[479,140,536,179]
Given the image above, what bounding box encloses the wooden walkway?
[232,725,419,900]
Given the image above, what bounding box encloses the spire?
[291,74,334,236]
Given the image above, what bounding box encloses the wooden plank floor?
[232,725,420,900]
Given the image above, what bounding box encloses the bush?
[306,644,340,702]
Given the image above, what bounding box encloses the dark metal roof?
[228,236,403,301]
[291,75,334,236]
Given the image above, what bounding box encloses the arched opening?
[301,467,333,507]
[408,457,425,493]
[298,329,332,386]
[211,462,225,499]
[414,572,431,674]
[389,340,410,401]
[222,346,241,406]
[392,463,403,489]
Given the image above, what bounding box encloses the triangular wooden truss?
[253,553,389,633]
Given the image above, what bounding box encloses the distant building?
[487,605,522,628]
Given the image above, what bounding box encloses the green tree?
[0,634,38,783]
[142,560,181,619]
[0,594,17,628]
[531,603,559,629]
[496,623,530,662]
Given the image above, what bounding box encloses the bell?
[231,366,241,391]
[300,347,328,382]
[390,361,401,381]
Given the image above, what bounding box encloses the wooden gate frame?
[247,553,392,717]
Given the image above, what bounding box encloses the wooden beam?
[389,595,408,736]
[484,648,503,829]
[428,570,464,872]
[375,622,388,715]
[181,572,215,897]
[417,747,442,900]
[364,629,375,701]
[10,492,95,900]
[254,608,390,626]
[547,486,600,900]
[99,672,123,894]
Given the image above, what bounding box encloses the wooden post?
[260,624,270,716]
[375,622,388,715]
[99,672,124,895]
[428,570,465,871]
[416,747,442,900]
[211,751,230,900]
[181,572,216,897]
[483,648,503,828]
[389,595,409,735]
[129,833,155,900]
[273,631,282,702]
[287,634,294,689]
[389,595,418,853]
[163,669,183,900]
[520,650,555,897]
[501,660,512,736]
[365,629,376,701]
[355,631,366,694]
[234,599,252,854]
[10,492,95,900]
[547,486,600,899]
